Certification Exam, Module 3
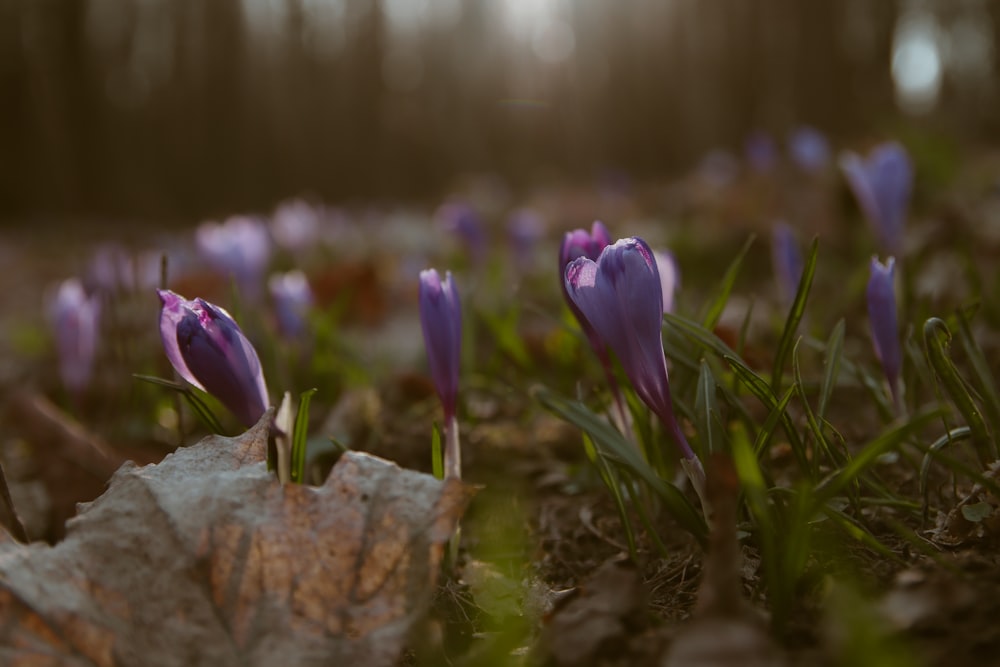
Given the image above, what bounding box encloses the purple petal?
[49,279,101,392]
[866,256,901,393]
[840,142,913,255]
[771,222,804,304]
[419,269,462,418]
[158,289,269,427]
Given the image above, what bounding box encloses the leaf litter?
[0,410,474,667]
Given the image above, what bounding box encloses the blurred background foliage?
[1,0,998,221]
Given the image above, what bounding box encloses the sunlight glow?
[892,11,943,115]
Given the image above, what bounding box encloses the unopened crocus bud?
[418,269,462,421]
[840,142,913,256]
[788,126,830,173]
[559,221,613,353]
[158,290,269,427]
[195,216,271,299]
[654,250,680,314]
[49,279,100,393]
[745,131,778,173]
[268,270,313,338]
[565,237,698,466]
[866,257,902,409]
[771,222,804,304]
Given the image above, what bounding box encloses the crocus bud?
[436,201,486,260]
[418,269,462,421]
[268,270,313,338]
[564,237,697,464]
[840,142,913,256]
[866,257,902,408]
[559,221,613,353]
[158,290,269,427]
[744,131,778,173]
[49,279,100,393]
[270,199,321,253]
[787,126,830,173]
[654,250,680,314]
[771,222,804,304]
[195,216,271,300]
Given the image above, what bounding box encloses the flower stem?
[444,413,461,481]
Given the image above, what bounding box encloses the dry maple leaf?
[0,413,473,667]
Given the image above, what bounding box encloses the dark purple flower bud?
[195,216,271,300]
[49,279,101,393]
[866,257,902,407]
[559,222,613,354]
[771,222,804,304]
[564,237,696,462]
[745,131,778,173]
[158,290,269,427]
[840,142,913,256]
[788,126,830,173]
[268,271,313,339]
[419,269,462,420]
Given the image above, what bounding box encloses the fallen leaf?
[0,413,473,666]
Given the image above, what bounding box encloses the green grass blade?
[133,374,228,435]
[817,319,845,423]
[290,388,318,484]
[771,237,818,394]
[813,408,941,507]
[918,426,970,518]
[753,386,796,457]
[534,387,707,541]
[923,317,995,465]
[700,234,756,330]
[792,338,839,477]
[725,356,808,471]
[695,359,724,456]
[956,309,1000,438]
[431,421,444,480]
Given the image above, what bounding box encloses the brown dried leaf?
[0,414,473,666]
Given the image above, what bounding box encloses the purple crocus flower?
[271,199,321,253]
[866,257,902,410]
[268,270,313,338]
[840,142,913,256]
[419,269,462,420]
[771,222,804,304]
[745,131,778,173]
[158,290,269,427]
[559,221,613,354]
[788,126,830,173]
[436,201,486,260]
[195,216,271,300]
[564,237,701,473]
[49,279,101,393]
[419,269,463,479]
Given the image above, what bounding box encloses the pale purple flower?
[771,222,804,304]
[268,271,313,338]
[866,257,902,408]
[158,290,269,427]
[507,208,545,258]
[436,201,486,259]
[418,269,462,421]
[697,149,739,189]
[840,142,913,255]
[49,279,101,393]
[195,216,271,299]
[564,237,696,463]
[654,250,680,314]
[788,126,830,173]
[271,199,321,252]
